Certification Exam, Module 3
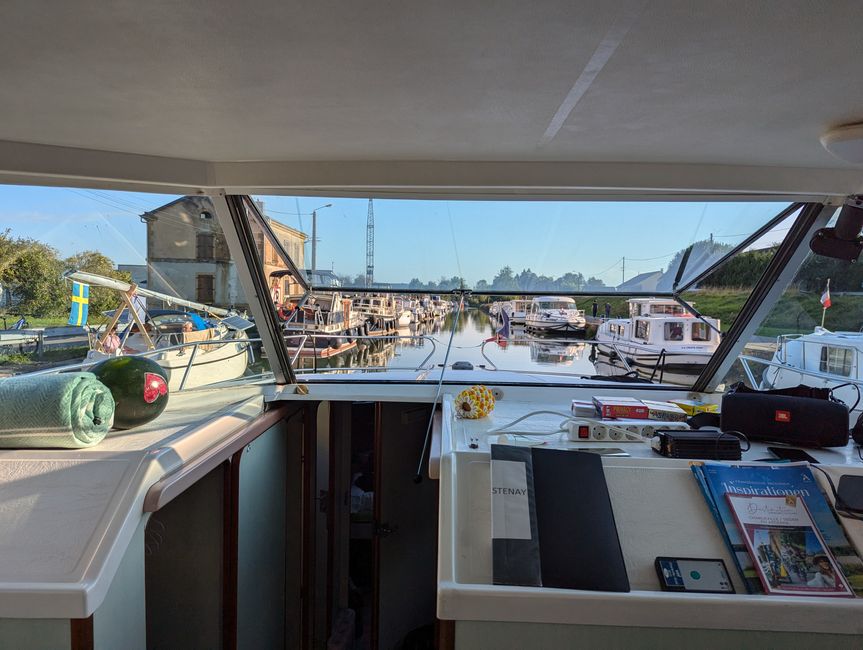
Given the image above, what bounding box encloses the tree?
[491,266,518,291]
[556,272,585,292]
[64,251,132,317]
[584,276,607,289]
[0,230,65,317]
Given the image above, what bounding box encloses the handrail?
[20,335,261,388]
[283,332,438,372]
[739,353,863,392]
[479,338,638,375]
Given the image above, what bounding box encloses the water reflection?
[294,309,599,378]
[287,308,704,386]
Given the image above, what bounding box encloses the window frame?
[819,345,854,377]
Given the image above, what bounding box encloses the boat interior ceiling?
[0,1,861,198]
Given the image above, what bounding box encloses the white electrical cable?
[486,409,647,441]
[486,410,575,435]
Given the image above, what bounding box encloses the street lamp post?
[310,203,332,279]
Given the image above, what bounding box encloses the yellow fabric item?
[183,327,217,352]
[455,385,495,419]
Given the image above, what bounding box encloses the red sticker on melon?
[144,372,168,404]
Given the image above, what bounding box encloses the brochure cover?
[691,462,863,595]
[726,494,854,597]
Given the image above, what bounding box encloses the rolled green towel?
[0,372,115,448]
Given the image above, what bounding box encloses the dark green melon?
[91,356,169,429]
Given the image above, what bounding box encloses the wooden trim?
[70,617,94,650]
[144,405,289,512]
[436,619,456,650]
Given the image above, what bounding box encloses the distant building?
[117,264,148,288]
[616,270,662,293]
[142,197,306,308]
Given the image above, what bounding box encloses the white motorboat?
[596,298,720,375]
[595,298,720,380]
[68,271,252,392]
[506,299,531,325]
[394,298,414,327]
[524,296,586,335]
[754,328,863,410]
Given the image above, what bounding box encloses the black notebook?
[491,445,630,592]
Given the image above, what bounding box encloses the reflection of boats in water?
[594,298,719,382]
[525,296,586,335]
[529,340,585,366]
[755,328,863,409]
[294,335,397,372]
[69,271,252,392]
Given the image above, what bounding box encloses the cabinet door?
[374,403,437,650]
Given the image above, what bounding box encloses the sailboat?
[67,271,252,391]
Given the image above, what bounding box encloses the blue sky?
[0,185,789,286]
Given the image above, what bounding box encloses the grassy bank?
[0,345,89,376]
[0,316,70,329]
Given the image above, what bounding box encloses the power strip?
[566,418,690,442]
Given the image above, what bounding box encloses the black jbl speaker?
[721,383,849,448]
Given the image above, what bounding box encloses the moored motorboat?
[282,291,366,354]
[594,298,720,381]
[524,296,586,335]
[353,293,400,334]
[755,327,863,410]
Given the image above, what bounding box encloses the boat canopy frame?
[188,192,846,393]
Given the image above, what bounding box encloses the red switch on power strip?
[578,425,590,439]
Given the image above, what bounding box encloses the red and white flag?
[820,282,831,309]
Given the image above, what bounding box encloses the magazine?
[691,462,863,595]
[726,493,854,597]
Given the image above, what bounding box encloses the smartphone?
[654,557,735,593]
[767,446,819,464]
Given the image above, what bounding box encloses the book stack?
[586,396,688,422]
[692,462,863,597]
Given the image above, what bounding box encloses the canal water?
[293,308,599,377]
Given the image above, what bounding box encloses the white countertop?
[437,395,863,635]
[0,385,266,618]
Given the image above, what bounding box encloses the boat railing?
[287,332,438,373]
[746,333,863,389]
[479,338,637,375]
[22,336,266,392]
[774,332,806,365]
[738,352,863,400]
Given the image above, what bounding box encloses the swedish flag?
[68,281,90,326]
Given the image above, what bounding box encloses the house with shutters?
[142,196,306,309]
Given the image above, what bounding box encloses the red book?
[592,396,649,419]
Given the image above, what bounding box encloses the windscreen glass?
[1,187,270,406]
[720,212,863,414]
[252,195,796,386]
